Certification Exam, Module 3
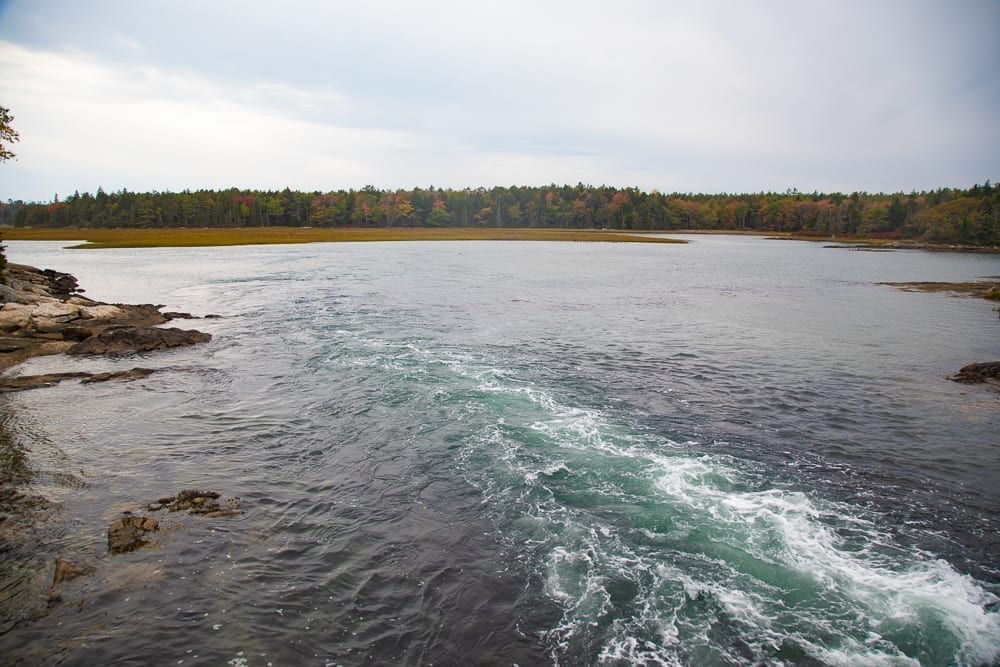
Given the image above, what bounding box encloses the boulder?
[67,326,212,356]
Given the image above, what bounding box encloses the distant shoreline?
[5,227,997,252]
[656,229,1000,252]
[0,227,686,249]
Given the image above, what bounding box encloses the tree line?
[2,182,998,246]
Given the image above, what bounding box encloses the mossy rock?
[984,286,1000,301]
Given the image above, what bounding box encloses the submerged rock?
[0,372,92,392]
[108,515,160,555]
[51,559,93,585]
[48,559,96,603]
[147,489,242,517]
[80,367,156,384]
[0,368,158,392]
[879,280,1000,299]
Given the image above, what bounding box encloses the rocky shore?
[0,263,212,383]
[0,263,233,637]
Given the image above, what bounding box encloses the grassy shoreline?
[1,227,687,249]
[5,226,995,252]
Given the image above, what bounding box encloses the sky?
[0,0,998,203]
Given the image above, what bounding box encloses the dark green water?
[1,236,998,665]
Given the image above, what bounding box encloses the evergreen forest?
[2,182,998,246]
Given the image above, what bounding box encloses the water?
[1,236,998,665]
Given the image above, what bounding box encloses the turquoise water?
[2,237,999,665]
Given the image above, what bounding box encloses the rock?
[38,269,81,298]
[0,368,157,391]
[52,559,93,585]
[163,311,195,320]
[0,372,92,392]
[985,286,1000,301]
[80,367,156,384]
[33,320,70,334]
[67,326,212,356]
[0,308,32,332]
[108,515,159,555]
[147,489,241,516]
[77,304,126,321]
[952,361,1000,385]
[1,265,211,373]
[31,302,80,320]
[0,284,25,304]
[48,559,96,604]
[60,326,94,342]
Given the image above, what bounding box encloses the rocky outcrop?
[952,361,1000,385]
[0,263,212,371]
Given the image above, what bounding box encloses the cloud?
[0,0,997,201]
[0,40,429,197]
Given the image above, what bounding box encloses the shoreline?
[1,226,687,248]
[0,263,212,375]
[1,263,217,636]
[5,226,998,252]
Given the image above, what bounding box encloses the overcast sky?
[1,0,997,202]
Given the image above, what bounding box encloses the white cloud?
[0,40,429,197]
[0,0,997,200]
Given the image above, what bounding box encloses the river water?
[1,236,998,666]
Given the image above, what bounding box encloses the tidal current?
[1,236,998,666]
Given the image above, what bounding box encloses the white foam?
[332,322,1000,665]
